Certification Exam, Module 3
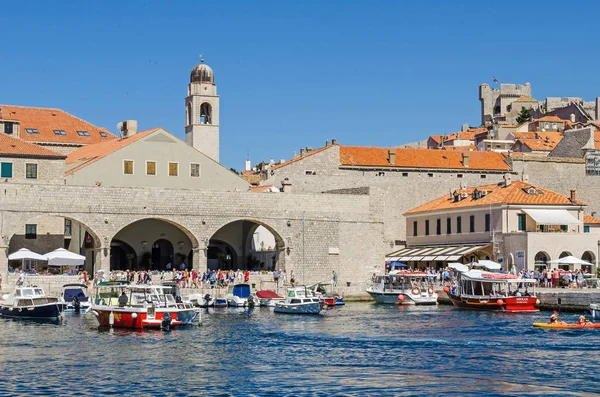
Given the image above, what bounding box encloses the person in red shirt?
[244,270,250,282]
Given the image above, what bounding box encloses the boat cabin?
[374,272,431,291]
[455,271,536,298]
[286,288,320,304]
[4,287,59,307]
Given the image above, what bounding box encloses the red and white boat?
[448,264,538,312]
[91,284,195,329]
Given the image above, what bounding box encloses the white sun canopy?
[44,248,86,267]
[8,248,47,261]
[474,260,502,270]
[523,209,582,225]
[549,256,592,265]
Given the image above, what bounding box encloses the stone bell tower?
[185,57,220,162]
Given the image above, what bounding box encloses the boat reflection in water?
[448,262,539,312]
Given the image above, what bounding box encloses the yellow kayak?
[533,322,600,329]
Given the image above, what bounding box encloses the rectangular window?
[146,161,157,176]
[584,225,590,233]
[457,174,463,178]
[457,216,462,234]
[425,220,430,236]
[123,160,134,175]
[305,170,316,175]
[428,173,434,177]
[0,162,13,178]
[481,175,487,179]
[53,130,67,135]
[190,163,200,177]
[168,162,179,177]
[436,219,441,235]
[25,163,38,179]
[64,219,72,237]
[25,224,37,239]
[469,215,475,233]
[560,225,568,232]
[413,221,418,237]
[485,214,491,232]
[76,130,90,136]
[4,122,14,134]
[25,128,40,134]
[446,218,451,235]
[99,132,108,137]
[517,213,526,231]
[402,172,408,177]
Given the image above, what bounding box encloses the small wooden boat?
[274,287,324,315]
[1,287,61,319]
[533,322,600,329]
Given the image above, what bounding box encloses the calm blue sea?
[0,304,598,396]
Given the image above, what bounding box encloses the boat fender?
[443,286,450,293]
[427,287,434,295]
[109,311,115,326]
[411,287,420,295]
[132,313,137,319]
[397,294,406,302]
[496,299,504,306]
[536,299,540,305]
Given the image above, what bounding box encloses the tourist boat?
[590,304,600,320]
[533,322,600,329]
[273,287,324,315]
[224,283,251,307]
[308,282,345,306]
[91,285,195,329]
[153,285,200,325]
[366,270,438,305]
[59,283,91,312]
[448,264,539,312]
[255,290,285,307]
[0,287,62,319]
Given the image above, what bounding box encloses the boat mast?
[302,211,305,286]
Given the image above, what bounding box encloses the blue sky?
[2,1,600,169]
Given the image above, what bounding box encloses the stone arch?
[187,102,193,126]
[208,218,286,272]
[534,251,550,269]
[110,239,137,271]
[582,251,595,270]
[110,217,199,271]
[559,251,572,259]
[200,102,212,124]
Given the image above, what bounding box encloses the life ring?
[411,287,420,295]
[428,286,434,295]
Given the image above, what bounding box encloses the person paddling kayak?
[549,310,566,325]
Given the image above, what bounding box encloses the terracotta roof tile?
[439,145,477,152]
[584,215,600,224]
[0,133,65,158]
[0,105,114,145]
[515,95,538,102]
[65,128,160,175]
[405,180,585,214]
[516,137,561,151]
[513,132,537,139]
[250,185,279,192]
[240,173,264,185]
[271,144,335,171]
[534,116,564,122]
[339,146,510,171]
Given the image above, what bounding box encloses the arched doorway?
[559,251,572,258]
[534,251,550,270]
[110,240,137,271]
[582,251,595,273]
[209,220,284,272]
[111,218,195,271]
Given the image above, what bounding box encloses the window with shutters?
[1,162,13,178]
[146,161,157,176]
[123,160,134,175]
[190,163,200,177]
[168,162,179,177]
[25,163,37,179]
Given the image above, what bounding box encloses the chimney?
[325,140,330,147]
[570,189,576,202]
[388,149,396,165]
[521,173,529,182]
[300,148,305,156]
[503,173,512,186]
[462,152,469,168]
[306,146,312,152]
[545,136,550,143]
[570,113,576,123]
[281,179,292,193]
[331,138,337,145]
[461,123,469,132]
[122,120,138,138]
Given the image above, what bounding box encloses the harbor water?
[0,303,598,396]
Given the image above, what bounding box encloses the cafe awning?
[385,244,490,262]
[523,209,582,225]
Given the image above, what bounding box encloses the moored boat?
[366,270,438,305]
[308,282,345,306]
[255,290,285,307]
[1,287,61,320]
[59,284,91,312]
[224,283,251,307]
[448,265,538,312]
[273,287,324,315]
[590,304,600,320]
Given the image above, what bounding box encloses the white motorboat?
[255,290,285,307]
[1,287,61,319]
[273,287,324,315]
[366,270,438,305]
[224,283,251,307]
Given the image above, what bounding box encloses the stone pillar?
[192,247,207,273]
[0,245,8,291]
[95,246,111,276]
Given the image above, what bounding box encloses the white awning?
[523,209,582,225]
[386,244,490,262]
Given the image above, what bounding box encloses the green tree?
[516,107,531,124]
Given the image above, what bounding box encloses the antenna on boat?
[302,211,306,286]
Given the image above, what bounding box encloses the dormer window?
[53,130,67,136]
[76,130,90,136]
[4,122,14,134]
[99,132,108,137]
[527,187,536,195]
[25,128,39,134]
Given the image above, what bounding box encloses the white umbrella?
[8,248,47,261]
[474,260,502,270]
[448,263,470,273]
[44,248,86,267]
[548,256,592,266]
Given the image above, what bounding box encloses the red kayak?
[533,322,600,329]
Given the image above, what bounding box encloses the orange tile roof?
[535,131,563,142]
[584,215,600,224]
[439,145,477,152]
[271,144,336,171]
[339,146,510,171]
[516,138,560,151]
[250,185,278,192]
[0,133,65,158]
[240,173,263,185]
[65,128,160,175]
[405,180,585,214]
[595,132,600,150]
[512,132,536,139]
[444,128,487,142]
[515,95,538,102]
[0,105,114,145]
[428,135,442,144]
[534,116,564,122]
